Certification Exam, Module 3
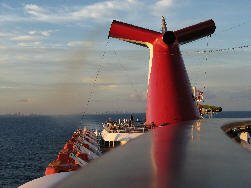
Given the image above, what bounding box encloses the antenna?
[161,16,167,33]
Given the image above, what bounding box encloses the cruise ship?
[20,17,251,188]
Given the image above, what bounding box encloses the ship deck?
[55,118,251,188]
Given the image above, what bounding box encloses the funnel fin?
[108,20,161,47]
[174,19,216,44]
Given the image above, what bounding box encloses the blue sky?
[0,0,251,114]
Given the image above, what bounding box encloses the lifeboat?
[45,128,101,175]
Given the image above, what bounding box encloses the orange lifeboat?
[45,128,100,176]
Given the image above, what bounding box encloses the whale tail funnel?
[109,18,216,126]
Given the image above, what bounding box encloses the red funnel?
[109,19,216,126]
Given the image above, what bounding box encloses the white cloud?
[70,1,126,19]
[0,44,6,49]
[67,40,94,47]
[28,30,36,35]
[17,41,41,48]
[129,91,146,102]
[0,32,13,37]
[24,1,137,22]
[0,3,15,10]
[0,14,26,24]
[1,1,175,24]
[25,4,48,18]
[28,29,56,37]
[11,35,37,41]
[1,30,57,47]
[0,86,16,89]
[17,98,32,103]
[155,0,173,7]
[40,31,50,37]
[152,0,173,16]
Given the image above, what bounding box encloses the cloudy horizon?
[0,0,251,114]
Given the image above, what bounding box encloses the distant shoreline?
[1,111,251,119]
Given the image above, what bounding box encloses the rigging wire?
[111,50,145,114]
[80,40,110,126]
[181,44,250,55]
[184,20,250,54]
[113,50,143,103]
[189,20,250,103]
[221,21,248,32]
[202,38,209,101]
[194,44,250,54]
[189,36,210,99]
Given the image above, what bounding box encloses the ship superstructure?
[192,86,222,118]
[101,117,148,147]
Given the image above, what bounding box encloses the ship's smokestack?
[108,18,216,126]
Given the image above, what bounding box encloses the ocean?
[0,112,251,188]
